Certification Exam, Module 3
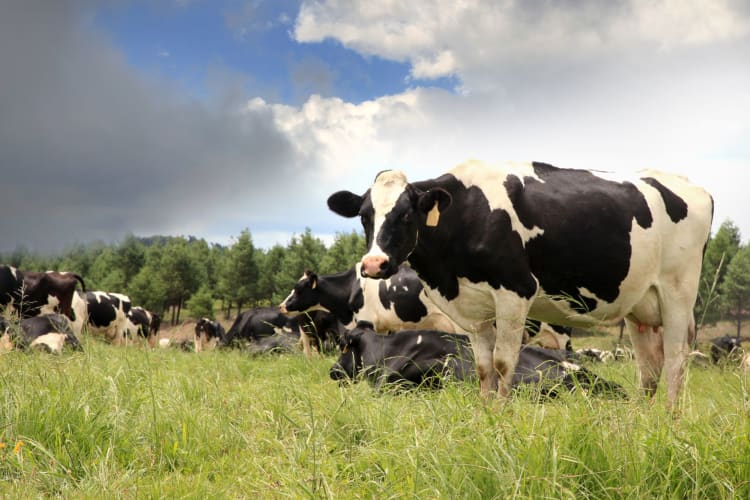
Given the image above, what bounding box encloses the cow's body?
[331,322,625,396]
[525,319,572,351]
[0,265,86,320]
[0,314,83,353]
[222,307,299,347]
[294,310,348,357]
[84,291,132,345]
[194,318,225,352]
[709,335,744,364]
[127,306,161,347]
[328,160,713,407]
[280,265,462,334]
[247,330,301,356]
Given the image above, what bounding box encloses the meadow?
[1,334,748,499]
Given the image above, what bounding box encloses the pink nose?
[361,255,387,277]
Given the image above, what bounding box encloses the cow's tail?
[73,273,86,292]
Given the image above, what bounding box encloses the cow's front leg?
[492,293,531,398]
[469,324,500,396]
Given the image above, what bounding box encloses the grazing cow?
[126,306,161,346]
[84,291,132,345]
[709,335,744,364]
[0,314,82,353]
[331,322,625,396]
[0,265,86,320]
[222,307,299,347]
[280,265,462,334]
[194,318,225,352]
[328,161,713,408]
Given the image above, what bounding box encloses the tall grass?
[1,339,748,498]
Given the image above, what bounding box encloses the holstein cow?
[84,291,132,345]
[222,306,299,348]
[126,306,161,347]
[0,265,86,320]
[294,310,348,357]
[525,318,572,351]
[328,160,713,408]
[194,318,225,352]
[709,335,744,364]
[331,321,625,397]
[0,314,83,353]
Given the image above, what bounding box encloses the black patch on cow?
[641,177,688,223]
[501,162,656,311]
[377,269,429,323]
[86,292,118,328]
[408,175,538,301]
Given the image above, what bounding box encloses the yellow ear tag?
[425,204,440,227]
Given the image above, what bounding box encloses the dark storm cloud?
[0,1,301,253]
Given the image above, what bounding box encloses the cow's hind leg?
[468,326,499,397]
[626,317,664,399]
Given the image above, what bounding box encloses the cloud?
[0,1,302,253]
[295,0,750,89]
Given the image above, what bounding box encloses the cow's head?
[328,170,451,279]
[280,270,321,314]
[329,321,372,381]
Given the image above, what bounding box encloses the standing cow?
[1,265,86,320]
[327,160,713,408]
[127,306,161,347]
[84,291,132,345]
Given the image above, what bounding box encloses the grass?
[1,336,748,499]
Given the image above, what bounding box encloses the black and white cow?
[126,306,161,347]
[280,265,462,333]
[194,318,225,352]
[1,265,86,320]
[84,291,132,345]
[0,314,83,353]
[328,161,713,408]
[246,330,302,356]
[525,319,572,351]
[331,322,625,397]
[294,310,348,357]
[709,335,744,364]
[222,307,299,347]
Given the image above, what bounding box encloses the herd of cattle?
[3,161,750,403]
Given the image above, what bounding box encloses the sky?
[1,0,749,255]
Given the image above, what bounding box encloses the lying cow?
[222,307,299,347]
[0,314,83,353]
[246,330,301,356]
[194,318,225,352]
[330,322,625,397]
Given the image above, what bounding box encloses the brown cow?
[0,265,86,320]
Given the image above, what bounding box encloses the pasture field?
[1,334,748,499]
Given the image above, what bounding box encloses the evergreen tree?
[720,244,750,337]
[320,230,365,274]
[696,219,742,326]
[273,228,327,305]
[220,229,259,313]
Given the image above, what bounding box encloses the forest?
[2,219,749,333]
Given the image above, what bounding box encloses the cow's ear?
[328,190,364,218]
[417,188,452,227]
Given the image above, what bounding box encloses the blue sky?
[1,0,749,254]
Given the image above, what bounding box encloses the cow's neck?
[317,268,357,325]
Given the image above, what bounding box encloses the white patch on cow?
[39,295,60,315]
[30,333,67,353]
[560,361,581,372]
[416,334,422,345]
[450,160,545,244]
[158,338,171,348]
[365,170,409,260]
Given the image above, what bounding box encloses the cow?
[194,318,225,352]
[222,306,300,348]
[709,335,744,364]
[525,319,572,351]
[0,265,86,320]
[126,306,161,347]
[331,321,625,397]
[327,160,713,408]
[741,352,750,373]
[0,314,83,353]
[294,310,348,357]
[280,265,462,334]
[247,330,302,356]
[84,291,132,345]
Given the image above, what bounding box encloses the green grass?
[1,339,748,499]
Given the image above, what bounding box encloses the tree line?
[1,228,364,325]
[2,219,748,334]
